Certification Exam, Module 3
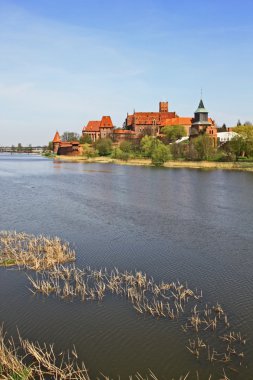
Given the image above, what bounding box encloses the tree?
[228,135,253,159]
[140,136,156,157]
[11,145,16,153]
[27,144,32,153]
[119,140,133,153]
[94,138,112,156]
[161,125,186,142]
[233,125,253,139]
[61,132,80,142]
[192,135,216,160]
[80,134,92,144]
[151,144,170,166]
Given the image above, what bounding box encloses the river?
[0,154,252,379]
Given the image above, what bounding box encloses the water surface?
[0,154,253,379]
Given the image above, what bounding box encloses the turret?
[52,131,61,154]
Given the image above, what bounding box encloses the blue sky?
[0,0,252,145]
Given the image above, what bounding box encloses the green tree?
[161,125,186,142]
[94,138,112,156]
[140,136,156,157]
[151,144,170,166]
[233,125,253,139]
[228,135,253,159]
[119,140,133,153]
[61,132,80,142]
[11,145,16,153]
[27,144,32,153]
[80,134,92,144]
[192,135,216,160]
[112,148,130,161]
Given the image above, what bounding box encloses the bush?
[94,138,112,156]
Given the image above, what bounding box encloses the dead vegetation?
[27,265,247,374]
[0,231,75,270]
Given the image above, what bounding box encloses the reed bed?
[27,265,247,375]
[0,231,75,270]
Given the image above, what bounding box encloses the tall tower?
[159,102,168,113]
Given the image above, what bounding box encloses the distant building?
[217,131,238,143]
[125,102,178,136]
[82,116,114,142]
[52,131,81,155]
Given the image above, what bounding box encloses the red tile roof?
[165,117,214,126]
[100,116,113,128]
[53,131,61,143]
[165,117,193,126]
[84,121,101,132]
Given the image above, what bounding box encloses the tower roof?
[53,131,61,143]
[195,99,208,113]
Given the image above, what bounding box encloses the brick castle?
[53,99,218,155]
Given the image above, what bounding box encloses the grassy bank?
[53,155,253,171]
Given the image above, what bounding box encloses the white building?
[217,131,238,143]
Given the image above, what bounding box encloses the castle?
[52,99,218,155]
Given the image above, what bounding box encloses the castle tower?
[190,99,211,136]
[52,131,61,154]
[159,102,168,113]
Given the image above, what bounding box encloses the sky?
[0,0,253,146]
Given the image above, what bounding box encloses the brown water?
[0,154,253,379]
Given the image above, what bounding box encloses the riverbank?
[53,155,253,171]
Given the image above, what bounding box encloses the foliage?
[119,140,133,153]
[80,134,92,144]
[151,144,170,166]
[111,148,130,161]
[140,136,156,157]
[61,131,80,142]
[82,144,98,158]
[162,125,187,142]
[228,136,253,160]
[233,125,253,139]
[94,138,112,156]
[192,135,216,160]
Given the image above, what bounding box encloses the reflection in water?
[0,154,253,379]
